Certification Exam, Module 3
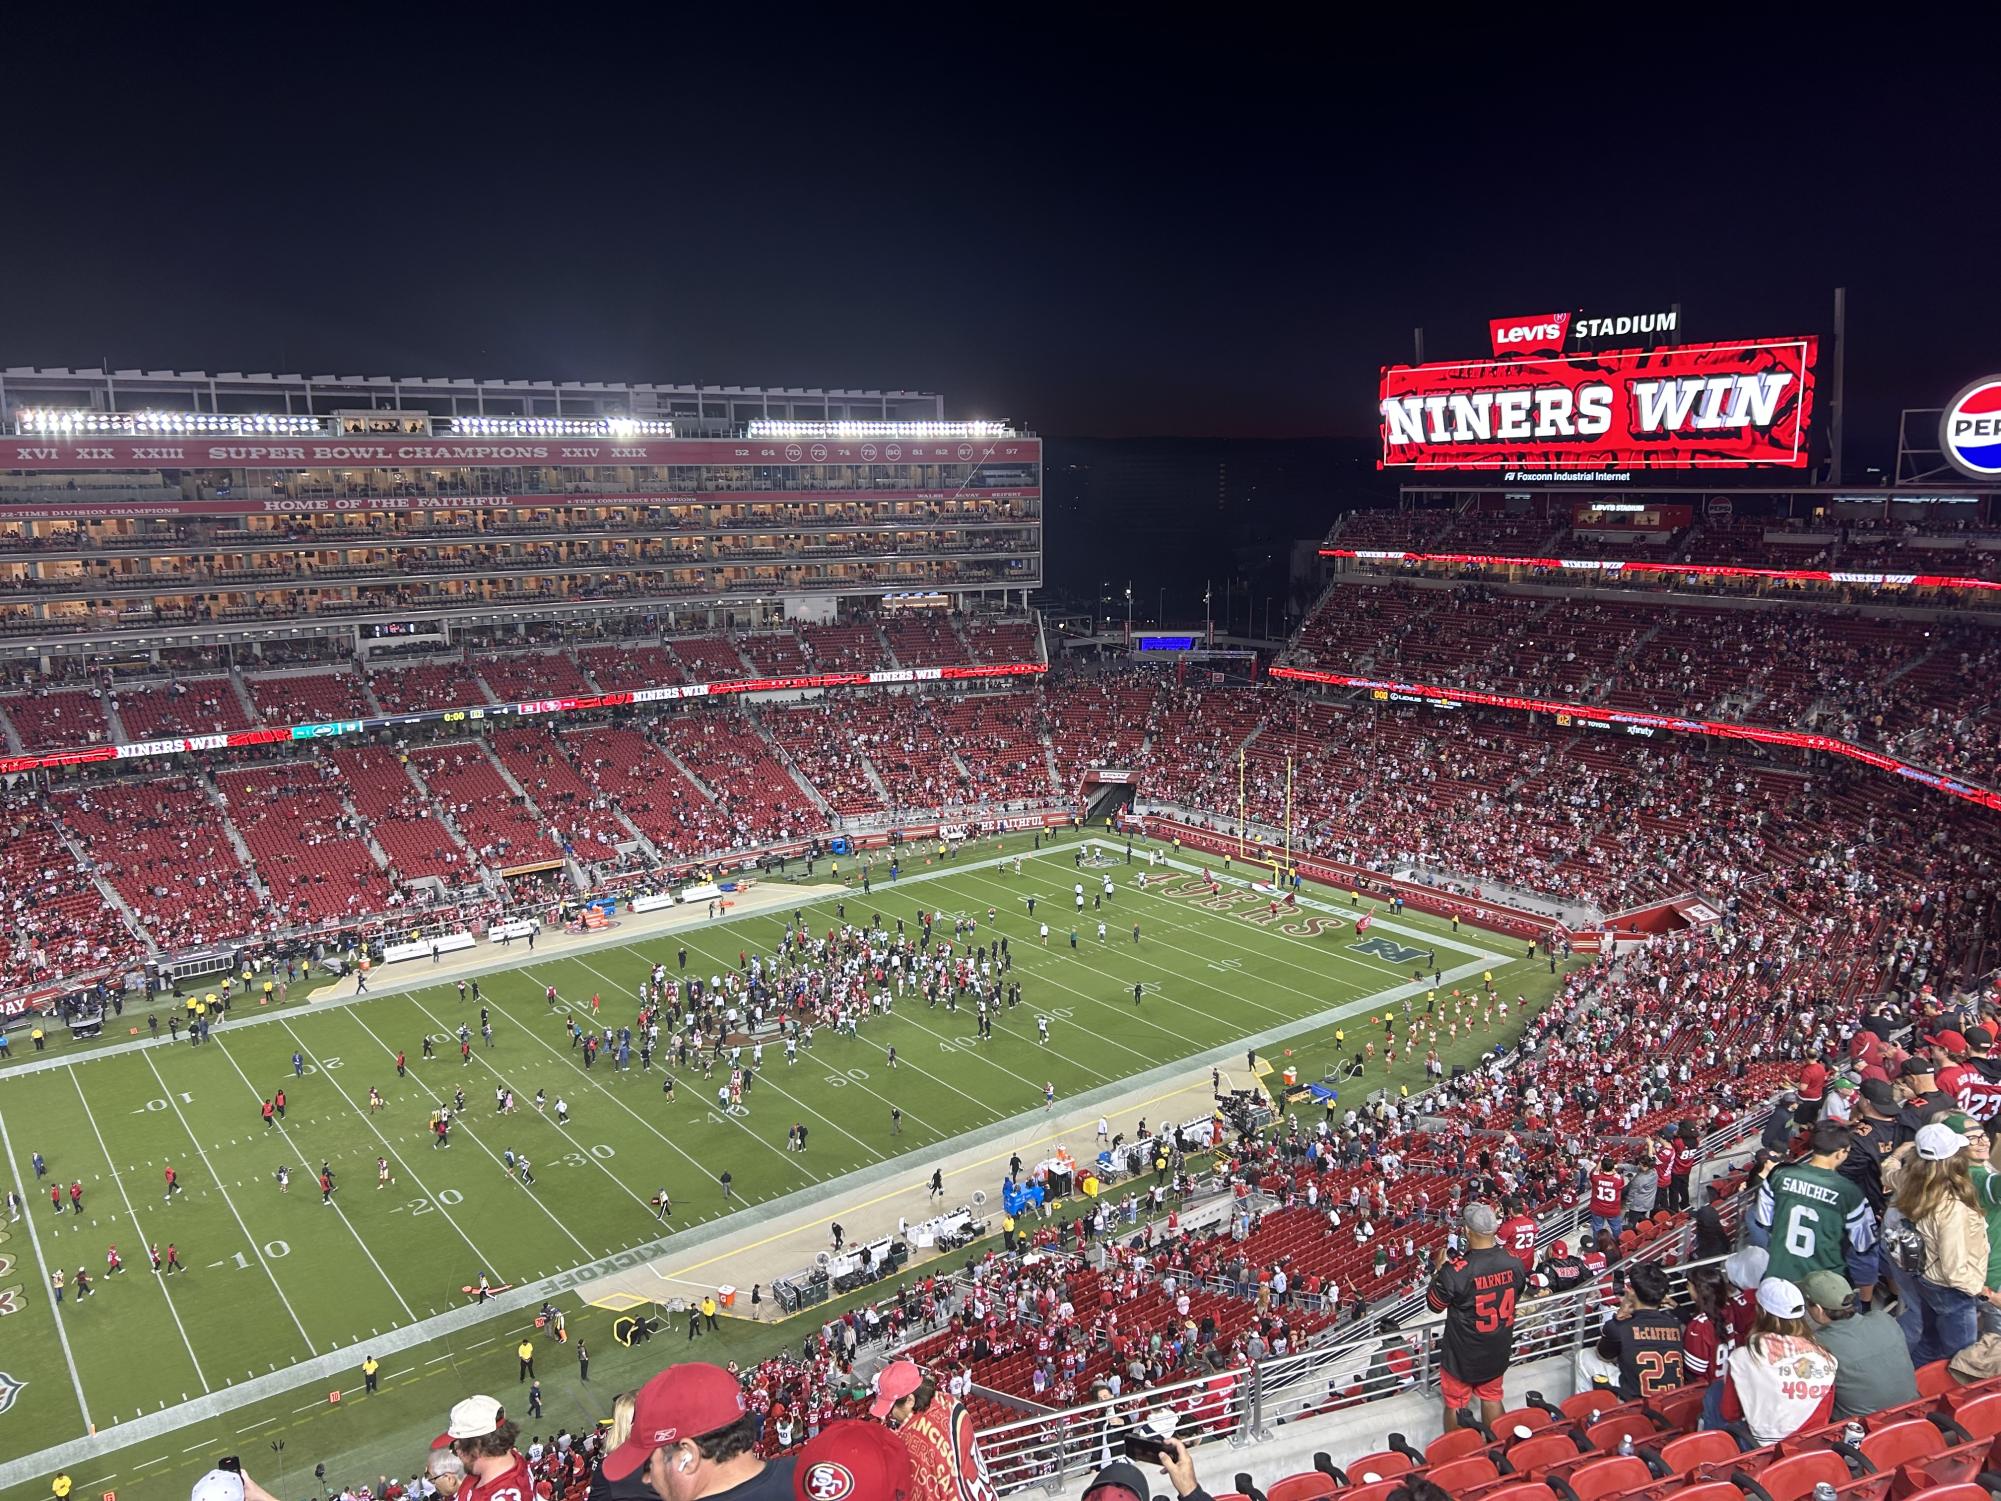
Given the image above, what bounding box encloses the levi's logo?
[1488,313,1571,355]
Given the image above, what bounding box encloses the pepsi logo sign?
[1941,376,2001,478]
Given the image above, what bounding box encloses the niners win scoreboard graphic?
[1378,336,1818,471]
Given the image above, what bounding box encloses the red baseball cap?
[1926,1030,1969,1054]
[793,1420,913,1501]
[600,1363,749,1481]
[868,1359,925,1419]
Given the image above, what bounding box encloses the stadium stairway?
[746,707,839,820]
[225,666,259,726]
[201,773,271,902]
[657,737,724,809]
[392,750,493,888]
[475,738,590,890]
[56,820,157,957]
[101,692,129,745]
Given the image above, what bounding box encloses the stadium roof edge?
[1,364,942,400]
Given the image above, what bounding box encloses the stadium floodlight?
[447,416,675,438]
[13,407,327,436]
[745,420,1014,440]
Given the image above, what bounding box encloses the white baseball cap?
[190,1471,246,1501]
[1755,1277,1806,1319]
[1917,1122,1972,1161]
[431,1394,505,1448]
[1723,1246,1769,1291]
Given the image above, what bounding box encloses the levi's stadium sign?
[1378,336,1817,471]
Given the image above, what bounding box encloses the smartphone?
[216,1457,242,1474]
[1123,1435,1170,1464]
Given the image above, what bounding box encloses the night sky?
[2,20,1993,467]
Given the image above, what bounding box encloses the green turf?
[0,833,1566,1494]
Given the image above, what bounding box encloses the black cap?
[1861,1078,1897,1111]
[1901,1057,1936,1080]
[1082,1462,1151,1501]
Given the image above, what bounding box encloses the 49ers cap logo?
[1941,376,2001,478]
[803,1460,858,1499]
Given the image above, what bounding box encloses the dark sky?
[3,19,1994,466]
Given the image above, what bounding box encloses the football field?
[0,834,1549,1484]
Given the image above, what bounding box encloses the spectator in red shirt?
[1588,1159,1626,1243]
[1795,1058,1829,1126]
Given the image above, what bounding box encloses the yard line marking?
[156,1043,406,1333]
[278,1017,508,1283]
[237,1416,279,1433]
[354,1000,649,1252]
[65,1068,212,1393]
[0,1103,94,1433]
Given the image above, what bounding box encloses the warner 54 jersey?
[1757,1162,1876,1283]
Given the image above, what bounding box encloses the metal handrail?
[972,1251,1734,1494]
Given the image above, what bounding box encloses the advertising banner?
[1379,337,1817,471]
[0,436,1042,472]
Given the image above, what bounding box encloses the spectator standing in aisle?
[1425,1203,1526,1432]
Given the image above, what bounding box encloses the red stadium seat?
[1587,1413,1667,1456]
[1670,1486,1754,1501]
[1488,1407,1560,1444]
[1422,1456,1503,1494]
[1478,1485,1562,1501]
[1650,1387,1708,1433]
[1654,1431,1747,1477]
[1943,1389,2001,1438]
[1424,1428,1494,1466]
[1339,1451,1413,1486]
[1561,1455,1652,1501]
[1853,1418,1945,1474]
[1562,1391,1628,1424]
[1898,1488,1994,1501]
[1333,1481,1405,1501]
[1508,1435,1590,1476]
[1264,1476,1339,1501]
[1741,1450,1892,1501]
[1915,1362,1961,1399]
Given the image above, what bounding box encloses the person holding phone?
[1080,1433,1214,1501]
[189,1462,282,1501]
